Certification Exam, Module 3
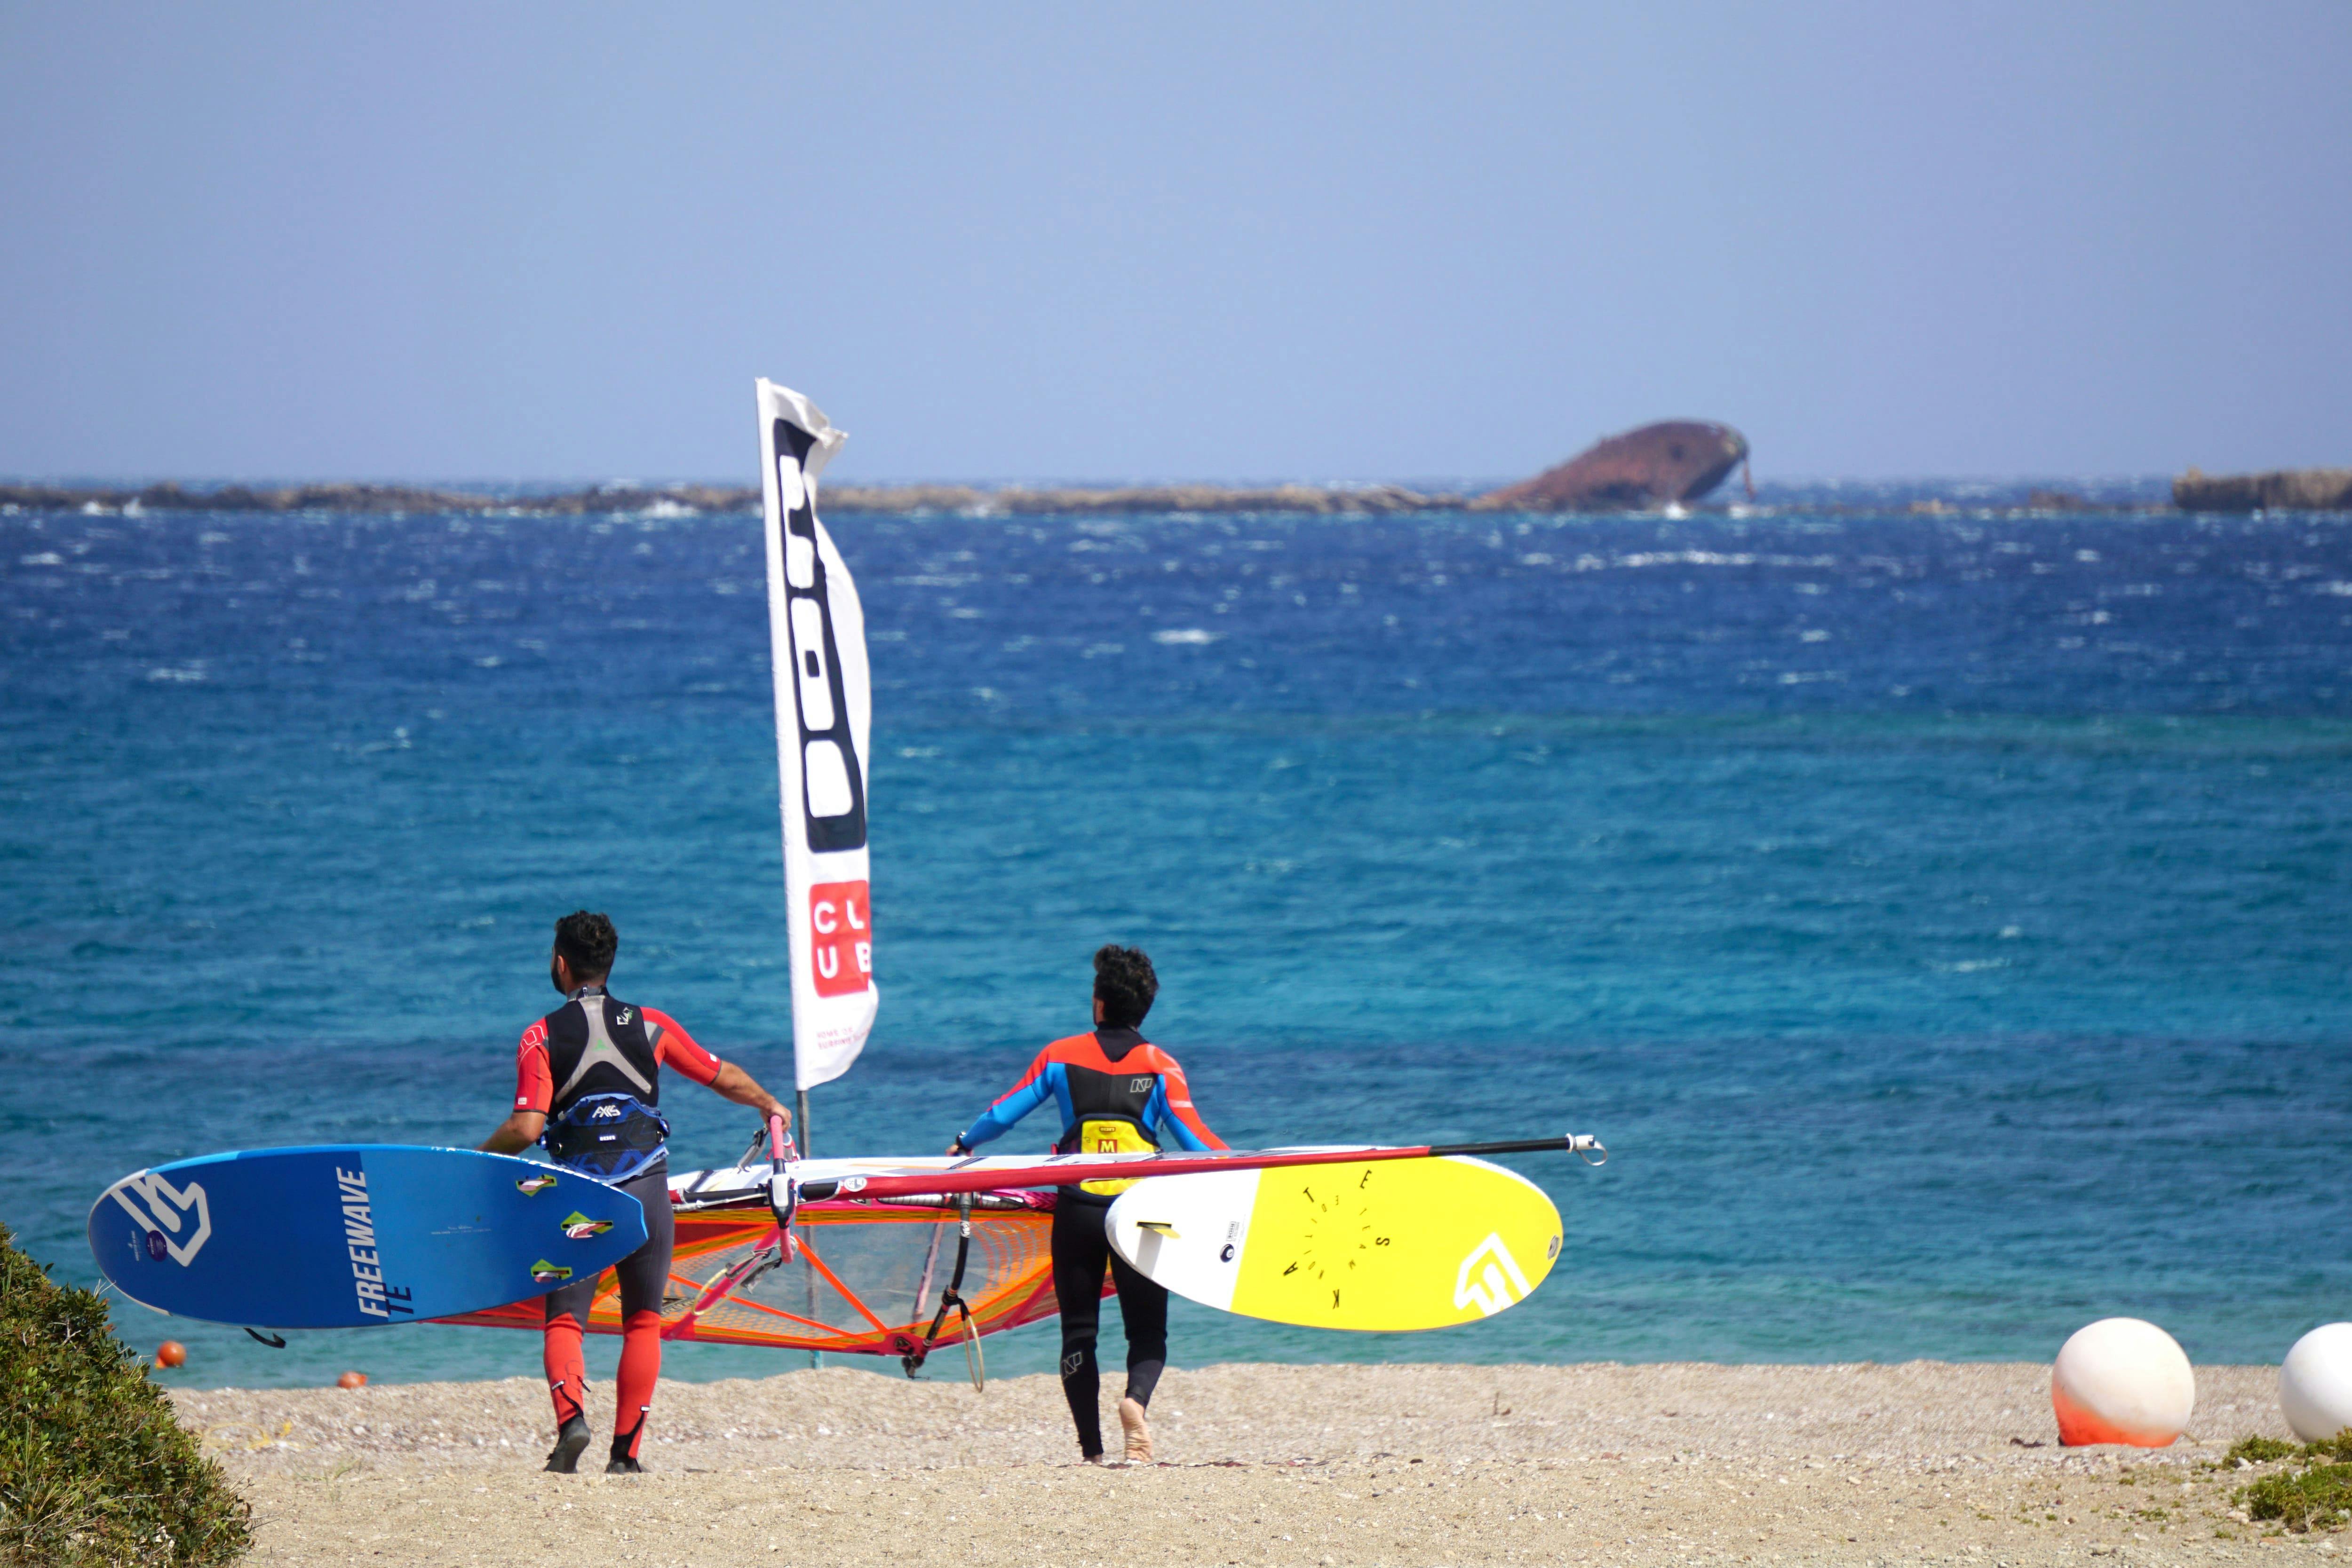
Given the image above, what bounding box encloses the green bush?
[2228,1435,2303,1466]
[0,1222,250,1566]
[2238,1464,2352,1534]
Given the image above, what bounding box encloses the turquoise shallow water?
[3,497,2349,1388]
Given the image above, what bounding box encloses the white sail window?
[785,531,815,589]
[804,739,854,818]
[776,454,807,515]
[790,599,835,729]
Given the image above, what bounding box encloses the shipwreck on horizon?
[1473,420,1750,511]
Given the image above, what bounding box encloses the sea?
[5,482,2350,1391]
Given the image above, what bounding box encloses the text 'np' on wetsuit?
[956,1026,1227,1196]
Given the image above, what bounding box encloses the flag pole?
[758,379,874,1374]
[798,1085,816,1368]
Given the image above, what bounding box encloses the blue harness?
[542,1092,671,1182]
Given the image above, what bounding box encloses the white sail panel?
[756,379,876,1091]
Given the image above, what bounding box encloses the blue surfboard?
[87,1145,648,1329]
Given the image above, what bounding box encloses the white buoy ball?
[2280,1324,2352,1443]
[2051,1317,2196,1447]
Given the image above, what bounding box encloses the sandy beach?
[176,1362,2316,1566]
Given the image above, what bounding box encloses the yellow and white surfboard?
[1104,1154,1562,1331]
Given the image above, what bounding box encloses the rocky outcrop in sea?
[2173,467,2352,512]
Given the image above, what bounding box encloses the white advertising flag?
[756,380,876,1092]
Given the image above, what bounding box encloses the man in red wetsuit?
[479,911,790,1475]
[948,945,1225,1465]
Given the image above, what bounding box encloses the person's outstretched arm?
[704,1059,789,1124]
[1144,1060,1227,1151]
[645,1009,790,1127]
[948,1048,1058,1153]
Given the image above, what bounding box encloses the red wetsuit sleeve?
[644,1008,723,1086]
[1156,1057,1228,1150]
[514,1020,553,1114]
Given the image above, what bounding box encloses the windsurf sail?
[438,1159,1071,1359]
[758,380,876,1096]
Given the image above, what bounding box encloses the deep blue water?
[4,496,2350,1390]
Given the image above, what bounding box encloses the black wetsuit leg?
[1051,1196,1110,1457]
[1051,1194,1173,1453]
[543,1164,677,1324]
[1111,1244,1168,1407]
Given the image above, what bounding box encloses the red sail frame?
[436,1192,1089,1357]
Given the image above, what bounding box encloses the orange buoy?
[336,1370,367,1390]
[155,1340,186,1369]
[2052,1317,2195,1446]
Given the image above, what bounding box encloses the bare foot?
[1119,1396,1153,1465]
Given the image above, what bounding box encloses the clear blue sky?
[3,3,2346,484]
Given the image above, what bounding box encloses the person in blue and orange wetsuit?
[948,945,1224,1465]
[478,911,790,1476]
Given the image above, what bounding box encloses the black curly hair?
[554,911,618,982]
[1093,944,1158,1029]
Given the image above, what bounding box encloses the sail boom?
[794,1136,1604,1203]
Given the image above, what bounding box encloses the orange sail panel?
[436,1197,1084,1356]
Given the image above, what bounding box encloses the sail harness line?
[900,1189,984,1389]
